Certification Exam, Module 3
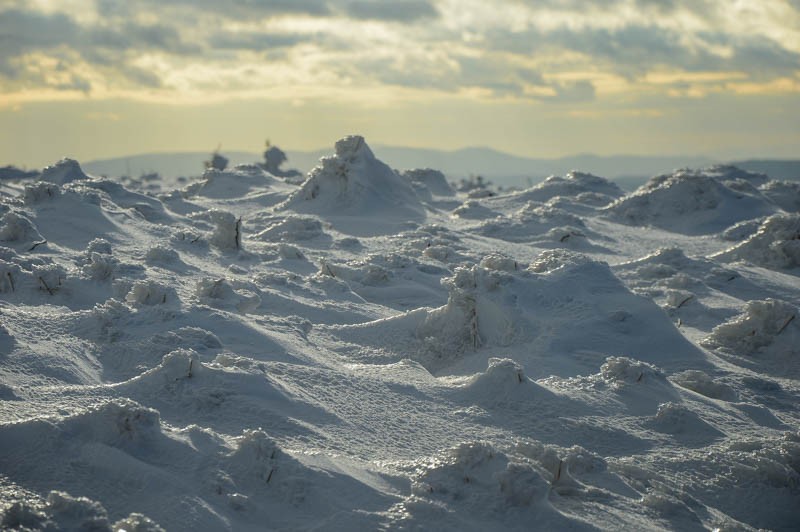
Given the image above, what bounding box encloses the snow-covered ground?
[1,137,798,531]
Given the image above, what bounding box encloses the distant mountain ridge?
[80,146,799,190]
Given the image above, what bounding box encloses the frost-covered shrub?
[0,260,21,293]
[145,246,180,265]
[600,356,664,387]
[188,209,243,250]
[0,211,43,243]
[664,289,694,308]
[64,399,162,447]
[412,441,549,508]
[125,280,177,306]
[196,278,238,302]
[33,263,66,294]
[82,252,118,281]
[714,214,800,269]
[208,210,242,250]
[195,278,261,313]
[23,181,61,204]
[422,244,458,263]
[703,299,798,354]
[527,249,593,274]
[417,265,517,360]
[0,491,163,532]
[465,358,527,390]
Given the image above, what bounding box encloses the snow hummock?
[402,168,455,197]
[603,167,779,234]
[703,298,798,356]
[39,158,91,185]
[713,213,800,269]
[282,136,425,231]
[507,171,624,206]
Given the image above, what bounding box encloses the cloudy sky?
[1,0,799,168]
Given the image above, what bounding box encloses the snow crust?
[0,141,798,531]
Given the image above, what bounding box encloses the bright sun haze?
[1,0,799,168]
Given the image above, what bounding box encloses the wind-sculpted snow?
[604,167,779,234]
[494,171,624,207]
[713,213,800,270]
[38,158,92,185]
[402,168,455,198]
[282,136,425,233]
[0,153,798,530]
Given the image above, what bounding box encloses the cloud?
[55,74,92,93]
[486,23,800,80]
[96,0,332,19]
[343,0,438,22]
[0,0,798,103]
[541,80,596,103]
[208,31,312,51]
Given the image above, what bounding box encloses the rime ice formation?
[282,136,425,228]
[604,167,779,234]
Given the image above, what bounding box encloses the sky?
[1,0,799,168]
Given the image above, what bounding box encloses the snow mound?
[402,254,701,371]
[403,168,455,197]
[604,168,778,234]
[712,213,800,269]
[415,265,524,365]
[646,402,720,435]
[0,252,66,298]
[0,491,163,532]
[82,179,173,224]
[412,441,549,506]
[125,280,179,306]
[480,252,521,272]
[195,277,261,313]
[599,356,667,388]
[254,215,325,242]
[459,358,529,399]
[527,248,594,273]
[760,180,800,212]
[503,171,624,206]
[702,299,798,355]
[23,181,61,204]
[614,246,743,307]
[393,440,595,530]
[0,211,44,245]
[560,356,684,415]
[720,218,763,241]
[451,199,500,219]
[475,203,588,244]
[145,245,181,265]
[39,158,90,185]
[282,136,424,222]
[6,180,135,250]
[184,164,277,199]
[671,370,737,401]
[703,164,770,187]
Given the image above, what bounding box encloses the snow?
[1,136,799,530]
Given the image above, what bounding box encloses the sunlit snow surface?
[1,138,799,531]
